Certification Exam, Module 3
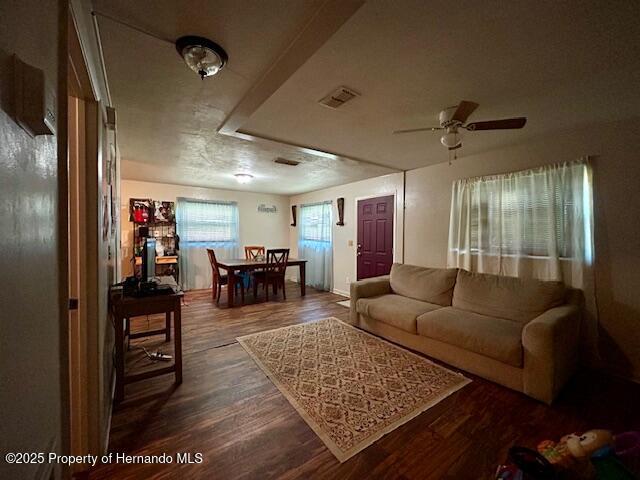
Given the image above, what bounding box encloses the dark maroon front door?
[357,195,394,280]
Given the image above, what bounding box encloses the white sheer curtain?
[298,201,333,291]
[176,198,239,290]
[447,159,597,357]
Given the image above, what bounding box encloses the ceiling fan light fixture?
[234,173,253,184]
[440,129,462,149]
[176,35,228,79]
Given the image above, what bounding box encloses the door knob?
[357,244,362,248]
[357,252,362,256]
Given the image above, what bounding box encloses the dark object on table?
[252,248,290,301]
[336,197,345,226]
[132,282,173,297]
[507,447,556,479]
[116,276,175,297]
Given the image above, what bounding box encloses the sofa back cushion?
[452,269,565,323]
[390,263,458,306]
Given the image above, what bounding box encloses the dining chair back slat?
[244,245,265,260]
[265,248,289,275]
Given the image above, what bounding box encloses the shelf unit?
[132,220,179,282]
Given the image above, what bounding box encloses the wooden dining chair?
[252,248,289,301]
[207,249,244,305]
[244,245,265,260]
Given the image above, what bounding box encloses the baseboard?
[332,288,349,298]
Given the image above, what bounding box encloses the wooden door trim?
[353,192,398,281]
[67,10,102,473]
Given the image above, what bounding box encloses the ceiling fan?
[393,100,526,151]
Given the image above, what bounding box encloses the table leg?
[114,315,125,403]
[165,311,171,342]
[300,263,306,296]
[228,268,236,307]
[174,302,182,385]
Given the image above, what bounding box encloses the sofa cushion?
[452,270,566,324]
[417,307,524,367]
[356,294,441,333]
[390,263,458,306]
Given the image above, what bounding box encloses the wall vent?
[274,157,301,166]
[318,86,360,109]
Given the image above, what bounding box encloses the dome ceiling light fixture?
[175,35,228,79]
[234,173,253,184]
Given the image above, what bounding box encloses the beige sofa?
[349,263,582,404]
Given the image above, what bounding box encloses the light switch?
[348,240,353,247]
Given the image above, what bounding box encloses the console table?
[110,290,183,402]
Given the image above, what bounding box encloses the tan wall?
[404,119,640,381]
[289,173,405,296]
[0,1,62,478]
[120,180,291,278]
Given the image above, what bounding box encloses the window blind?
[176,199,239,245]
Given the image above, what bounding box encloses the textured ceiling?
[97,0,639,192]
[95,0,393,194]
[243,0,640,170]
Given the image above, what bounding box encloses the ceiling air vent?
[274,157,300,166]
[318,86,360,109]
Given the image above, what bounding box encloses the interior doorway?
[356,195,395,280]
[67,13,101,472]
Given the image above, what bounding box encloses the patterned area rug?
[237,317,470,462]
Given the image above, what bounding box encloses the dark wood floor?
[89,283,640,480]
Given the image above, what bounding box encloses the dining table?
[215,257,307,307]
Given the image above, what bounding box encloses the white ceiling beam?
[218,0,365,135]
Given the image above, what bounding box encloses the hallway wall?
[0,1,63,478]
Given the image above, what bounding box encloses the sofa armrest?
[522,304,581,404]
[349,275,391,325]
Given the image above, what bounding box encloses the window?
[299,202,332,244]
[298,201,333,291]
[449,161,593,262]
[176,198,239,245]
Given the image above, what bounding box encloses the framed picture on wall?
[129,198,152,223]
[153,201,175,223]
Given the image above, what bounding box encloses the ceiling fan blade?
[451,100,479,123]
[393,127,443,134]
[465,117,527,131]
